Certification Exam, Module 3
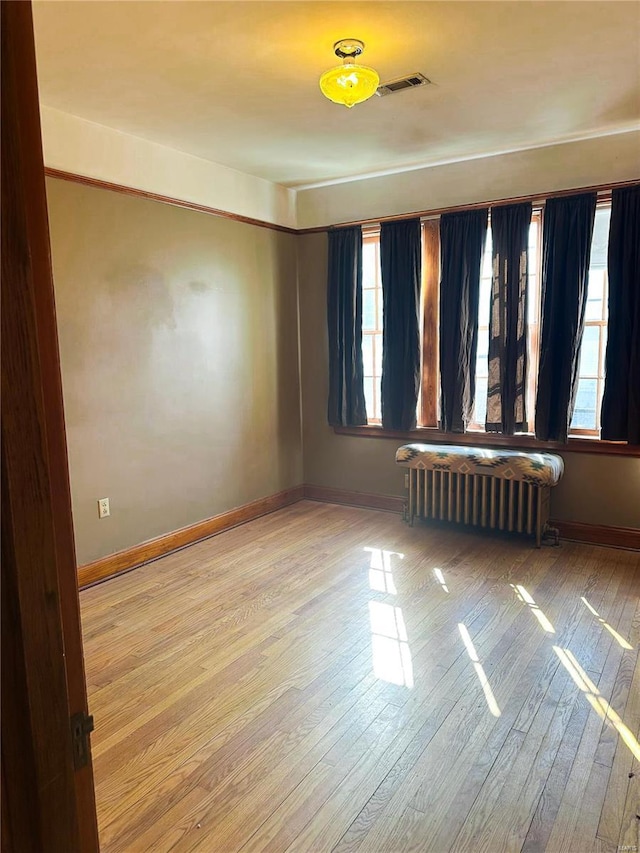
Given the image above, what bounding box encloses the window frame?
[361,228,383,424]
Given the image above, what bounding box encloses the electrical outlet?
[98,498,110,519]
[404,473,409,489]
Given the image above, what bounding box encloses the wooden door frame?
[1,2,99,850]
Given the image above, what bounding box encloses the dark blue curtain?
[327,226,367,426]
[439,208,489,432]
[486,202,532,434]
[535,192,596,442]
[601,185,640,444]
[380,218,422,430]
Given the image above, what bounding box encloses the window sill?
[333,425,640,457]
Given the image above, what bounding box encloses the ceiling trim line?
[293,126,640,191]
[44,168,299,235]
[298,179,640,234]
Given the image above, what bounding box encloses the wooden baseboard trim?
[77,488,638,589]
[552,520,640,550]
[304,486,640,550]
[78,486,305,588]
[303,484,404,514]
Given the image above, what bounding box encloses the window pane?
[375,283,383,328]
[362,335,374,376]
[478,276,492,326]
[578,325,600,376]
[589,206,611,270]
[474,377,488,427]
[363,377,375,419]
[374,332,383,376]
[476,327,489,373]
[363,289,376,331]
[478,230,492,326]
[585,268,606,321]
[363,241,377,288]
[526,219,540,327]
[571,378,598,430]
[481,231,492,278]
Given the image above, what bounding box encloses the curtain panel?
[535,192,597,442]
[380,218,422,431]
[326,226,368,426]
[601,185,640,444]
[439,208,489,433]
[486,202,532,434]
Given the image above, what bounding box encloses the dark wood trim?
[302,486,639,551]
[75,483,639,591]
[44,169,640,238]
[44,167,298,235]
[78,486,305,588]
[1,3,99,849]
[553,521,640,550]
[303,484,404,513]
[297,179,639,233]
[420,220,440,428]
[333,424,640,458]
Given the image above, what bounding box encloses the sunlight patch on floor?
[581,596,633,650]
[434,567,449,593]
[458,623,501,717]
[365,547,403,595]
[554,645,640,761]
[366,547,412,687]
[511,583,555,633]
[369,602,414,687]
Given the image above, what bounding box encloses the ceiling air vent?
[376,72,431,97]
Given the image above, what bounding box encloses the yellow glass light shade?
[319,62,380,108]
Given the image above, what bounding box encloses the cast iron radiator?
[406,468,551,546]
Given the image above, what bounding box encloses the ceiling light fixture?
[319,39,380,109]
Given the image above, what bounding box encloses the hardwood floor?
[80,501,640,853]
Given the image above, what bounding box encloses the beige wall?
[298,232,640,530]
[46,178,302,565]
[47,170,639,567]
[41,107,296,229]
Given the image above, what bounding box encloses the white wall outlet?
[404,473,409,489]
[98,498,110,519]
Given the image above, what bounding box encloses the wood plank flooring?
[80,501,640,852]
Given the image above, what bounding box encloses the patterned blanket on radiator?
[395,443,564,487]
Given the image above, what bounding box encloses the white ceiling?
[33,1,640,189]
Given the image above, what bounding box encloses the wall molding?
[303,485,639,550]
[77,485,638,589]
[552,521,640,551]
[45,168,298,235]
[45,168,640,239]
[303,484,404,513]
[78,486,304,588]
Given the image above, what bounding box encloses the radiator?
[406,469,551,546]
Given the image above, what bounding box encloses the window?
[470,212,542,431]
[362,230,383,422]
[362,201,611,440]
[570,205,611,435]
